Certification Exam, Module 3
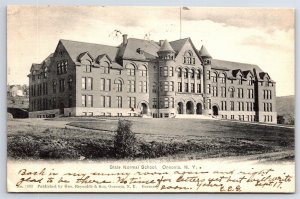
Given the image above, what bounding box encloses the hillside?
[276,95,295,116]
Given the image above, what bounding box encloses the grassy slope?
[7,118,295,161]
[276,95,295,116]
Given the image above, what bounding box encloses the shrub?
[112,120,139,158]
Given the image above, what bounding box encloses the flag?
[182,7,190,10]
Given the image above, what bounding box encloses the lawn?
[7,117,294,162]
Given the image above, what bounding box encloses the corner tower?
[157,40,176,118]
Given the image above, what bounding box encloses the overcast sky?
[7,6,294,96]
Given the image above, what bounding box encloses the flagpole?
[180,7,182,39]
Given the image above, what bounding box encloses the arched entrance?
[177,102,183,114]
[196,103,202,115]
[141,103,148,114]
[212,105,218,116]
[59,103,65,115]
[186,101,194,114]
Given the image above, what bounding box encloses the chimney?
[122,34,128,45]
[159,40,164,46]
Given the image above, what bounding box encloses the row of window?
[207,86,254,99]
[207,71,254,86]
[30,96,72,111]
[31,72,47,81]
[178,82,202,93]
[220,101,255,111]
[264,115,273,122]
[222,115,256,122]
[81,95,136,109]
[30,82,48,97]
[178,68,202,79]
[52,78,72,93]
[57,60,68,75]
[263,90,272,100]
[152,97,175,109]
[263,103,273,112]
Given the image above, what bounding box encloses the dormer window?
[183,51,195,65]
[212,72,217,83]
[248,77,253,85]
[219,73,226,84]
[238,75,243,85]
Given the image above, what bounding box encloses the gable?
[174,39,202,66]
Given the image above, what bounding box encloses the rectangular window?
[207,70,210,80]
[169,67,174,76]
[164,97,169,108]
[207,99,211,109]
[153,98,157,108]
[207,84,211,94]
[127,97,136,108]
[164,81,169,92]
[82,77,86,89]
[163,66,168,77]
[106,96,111,107]
[230,101,234,111]
[117,96,122,108]
[128,80,136,92]
[197,84,201,93]
[178,82,182,92]
[170,97,174,108]
[191,83,195,93]
[170,81,174,92]
[87,95,93,107]
[106,79,111,91]
[101,96,105,107]
[59,79,65,92]
[152,82,157,93]
[221,101,227,111]
[82,95,86,107]
[184,83,188,92]
[221,87,226,97]
[100,78,105,91]
[87,77,93,90]
[212,86,217,97]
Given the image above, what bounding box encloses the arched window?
[126,63,135,76]
[178,68,182,78]
[183,51,195,65]
[197,69,201,79]
[219,73,226,84]
[114,79,123,92]
[212,72,217,82]
[139,65,147,77]
[102,61,110,74]
[191,69,195,79]
[184,68,188,78]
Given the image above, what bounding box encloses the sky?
[7,6,294,96]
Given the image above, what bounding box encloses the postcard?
[6,6,295,193]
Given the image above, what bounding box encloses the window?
[183,51,194,65]
[153,98,157,108]
[170,97,174,108]
[221,101,227,111]
[52,80,57,93]
[212,86,217,96]
[101,96,105,107]
[84,64,92,73]
[197,84,201,93]
[87,95,93,107]
[230,101,234,111]
[169,67,174,77]
[68,76,72,90]
[221,87,226,97]
[248,77,253,85]
[191,70,195,78]
[178,82,182,92]
[238,75,243,85]
[163,66,168,77]
[212,73,217,82]
[178,68,182,78]
[126,64,135,76]
[207,99,211,109]
[127,97,136,108]
[100,79,105,91]
[59,79,65,92]
[106,79,111,91]
[152,82,157,93]
[197,69,201,79]
[117,96,122,108]
[82,77,93,90]
[207,84,211,94]
[82,95,86,107]
[106,96,111,107]
[191,83,195,93]
[229,87,234,98]
[207,70,210,80]
[128,80,136,92]
[162,81,169,92]
[248,89,254,99]
[170,81,174,92]
[102,62,110,74]
[115,79,122,92]
[140,81,147,93]
[184,83,189,92]
[139,65,147,77]
[237,88,244,98]
[164,97,169,108]
[184,69,188,78]
[219,73,226,84]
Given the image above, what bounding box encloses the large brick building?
[28,35,277,123]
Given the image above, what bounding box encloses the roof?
[211,59,263,74]
[199,45,212,58]
[169,38,189,55]
[122,38,160,60]
[31,63,42,71]
[158,40,175,53]
[43,53,54,67]
[60,39,119,64]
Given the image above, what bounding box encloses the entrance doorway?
[196,103,202,115]
[141,103,148,114]
[177,102,183,114]
[212,105,218,116]
[59,103,65,115]
[186,101,194,114]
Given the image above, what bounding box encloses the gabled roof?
[211,59,263,74]
[77,51,94,62]
[31,63,42,71]
[59,39,119,64]
[122,38,160,60]
[199,45,212,58]
[169,38,189,55]
[242,70,253,77]
[42,53,54,67]
[158,40,175,53]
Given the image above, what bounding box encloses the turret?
[199,45,212,65]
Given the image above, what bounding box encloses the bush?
[113,120,139,158]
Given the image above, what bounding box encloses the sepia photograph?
[6,5,295,193]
